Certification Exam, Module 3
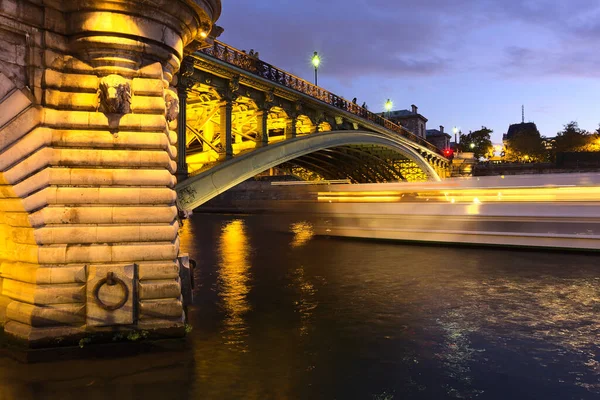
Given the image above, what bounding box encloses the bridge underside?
[189,143,429,184]
[278,145,428,183]
[176,130,440,211]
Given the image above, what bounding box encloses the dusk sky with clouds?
[217,0,600,143]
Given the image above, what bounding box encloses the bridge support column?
[176,86,189,183]
[256,110,269,147]
[219,99,234,160]
[285,116,297,140]
[0,0,220,347]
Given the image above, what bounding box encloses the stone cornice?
[63,0,220,77]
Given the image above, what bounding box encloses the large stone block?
[2,279,85,305]
[43,69,99,92]
[0,104,42,150]
[0,88,32,127]
[0,70,16,101]
[138,261,180,280]
[6,302,85,327]
[139,298,183,320]
[132,77,164,96]
[0,262,86,284]
[138,279,181,300]
[86,264,136,327]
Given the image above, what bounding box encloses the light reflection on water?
[460,277,600,394]
[290,221,314,248]
[288,266,318,337]
[217,219,251,352]
[2,214,600,399]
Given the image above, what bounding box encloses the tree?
[457,127,494,159]
[505,124,546,162]
[554,121,591,153]
[589,125,600,152]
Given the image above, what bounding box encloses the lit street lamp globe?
[385,99,393,112]
[311,52,320,68]
[311,52,320,85]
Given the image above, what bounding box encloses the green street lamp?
[311,52,320,85]
[384,99,393,118]
[470,142,475,149]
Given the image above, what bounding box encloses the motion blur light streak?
[318,186,600,203]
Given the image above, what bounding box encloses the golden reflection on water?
[177,217,195,254]
[218,219,251,352]
[289,222,317,336]
[290,221,314,248]
[290,267,318,337]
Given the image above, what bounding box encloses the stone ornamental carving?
[180,58,195,78]
[316,111,326,125]
[217,78,239,102]
[98,74,132,114]
[258,89,275,111]
[178,186,198,208]
[265,89,275,104]
[293,102,303,116]
[165,88,180,122]
[229,75,240,93]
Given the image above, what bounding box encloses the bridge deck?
[196,40,444,155]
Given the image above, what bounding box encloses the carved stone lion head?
[165,88,180,122]
[98,74,132,114]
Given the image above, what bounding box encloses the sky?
[216,0,600,143]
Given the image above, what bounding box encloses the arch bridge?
[175,40,450,209]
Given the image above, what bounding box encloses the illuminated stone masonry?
[0,0,221,346]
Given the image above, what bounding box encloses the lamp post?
[311,51,320,85]
[384,99,393,118]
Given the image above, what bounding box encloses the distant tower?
[522,105,524,124]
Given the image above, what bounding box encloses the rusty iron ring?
[93,272,129,311]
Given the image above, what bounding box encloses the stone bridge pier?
[0,0,220,346]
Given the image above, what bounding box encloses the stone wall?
[0,0,220,346]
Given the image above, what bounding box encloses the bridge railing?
[199,41,444,156]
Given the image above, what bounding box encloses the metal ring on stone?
[93,272,129,311]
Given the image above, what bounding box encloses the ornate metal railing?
[198,41,443,156]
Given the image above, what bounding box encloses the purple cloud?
[217,0,600,81]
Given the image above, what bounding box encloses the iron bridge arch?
[176,130,441,211]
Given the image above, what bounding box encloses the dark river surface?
[2,213,600,399]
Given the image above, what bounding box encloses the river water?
[1,213,600,399]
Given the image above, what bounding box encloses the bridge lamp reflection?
[311,52,320,85]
